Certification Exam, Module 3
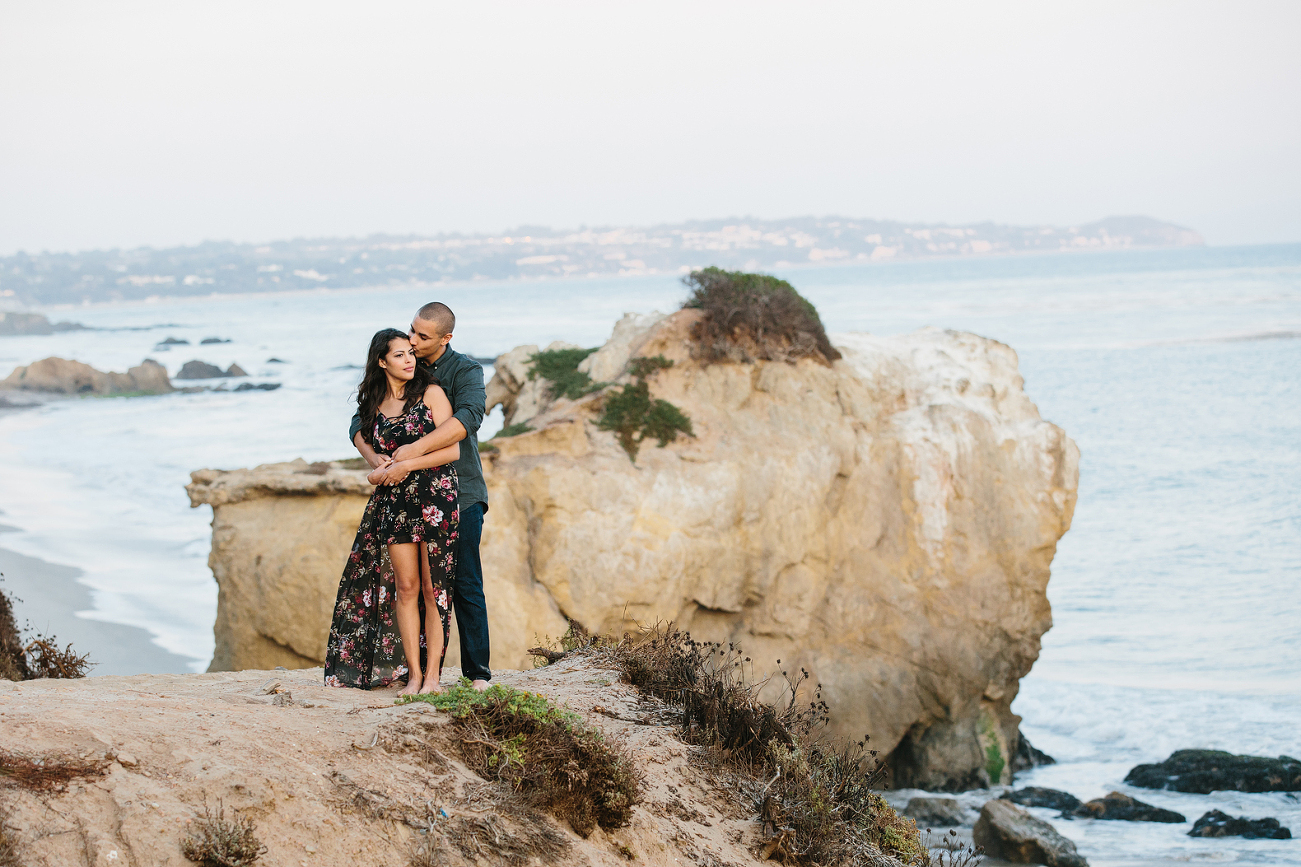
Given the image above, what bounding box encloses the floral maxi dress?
[324,399,459,689]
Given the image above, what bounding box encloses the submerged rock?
[156,336,189,345]
[225,363,248,377]
[1070,791,1184,823]
[903,797,970,828]
[200,337,231,344]
[1125,749,1301,794]
[234,382,280,391]
[1001,787,1082,812]
[0,357,172,396]
[973,800,1087,867]
[176,360,225,379]
[1189,809,1291,839]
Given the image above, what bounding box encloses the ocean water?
[1,245,1299,865]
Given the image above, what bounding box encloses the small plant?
[493,422,534,439]
[1,581,93,680]
[181,801,267,867]
[0,805,18,867]
[925,829,983,867]
[400,680,641,837]
[682,267,841,364]
[596,355,692,462]
[528,347,601,401]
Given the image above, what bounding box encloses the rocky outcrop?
[903,797,971,828]
[0,356,172,395]
[176,360,246,379]
[1189,810,1291,839]
[1070,791,1184,823]
[190,311,1078,790]
[0,311,87,336]
[1002,787,1082,813]
[0,659,801,867]
[974,800,1087,867]
[1126,749,1301,793]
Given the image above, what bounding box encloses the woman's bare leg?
[388,543,424,696]
[418,544,443,693]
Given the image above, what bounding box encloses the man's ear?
[441,332,453,346]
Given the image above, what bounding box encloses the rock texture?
[1126,749,1301,794]
[189,312,1078,791]
[1002,787,1082,813]
[0,356,172,395]
[1189,809,1291,839]
[903,797,971,828]
[973,799,1087,867]
[0,659,801,867]
[1069,791,1184,823]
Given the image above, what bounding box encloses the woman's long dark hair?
[356,328,433,447]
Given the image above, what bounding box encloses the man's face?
[409,316,452,360]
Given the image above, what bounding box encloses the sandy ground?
[0,656,788,867]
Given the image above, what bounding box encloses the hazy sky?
[2,1,1299,254]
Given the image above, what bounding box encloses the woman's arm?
[354,431,392,470]
[368,386,460,484]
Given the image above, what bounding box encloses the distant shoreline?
[12,241,1296,318]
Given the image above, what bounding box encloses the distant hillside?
[0,214,1202,306]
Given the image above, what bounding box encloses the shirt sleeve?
[451,359,486,438]
[348,409,363,445]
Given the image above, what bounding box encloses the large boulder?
[176,360,226,379]
[1002,787,1082,812]
[973,800,1087,867]
[903,797,971,828]
[0,357,172,395]
[1069,791,1184,823]
[1189,809,1291,839]
[1125,750,1301,794]
[190,313,1079,790]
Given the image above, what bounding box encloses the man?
[349,301,491,690]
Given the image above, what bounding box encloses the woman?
[325,328,461,696]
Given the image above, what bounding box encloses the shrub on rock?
[682,267,841,364]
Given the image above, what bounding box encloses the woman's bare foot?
[471,679,490,692]
[418,677,441,695]
[397,677,422,697]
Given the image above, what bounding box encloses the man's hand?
[368,453,394,470]
[367,461,411,486]
[392,443,421,462]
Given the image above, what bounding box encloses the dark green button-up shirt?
[348,344,488,510]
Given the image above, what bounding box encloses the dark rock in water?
[175,360,225,379]
[234,382,280,392]
[1012,731,1056,773]
[903,796,970,828]
[973,800,1088,867]
[1002,787,1082,812]
[1126,750,1301,794]
[1189,809,1291,839]
[1070,791,1184,823]
[266,357,287,363]
[157,337,189,345]
[225,363,248,377]
[200,337,231,344]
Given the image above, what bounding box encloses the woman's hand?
[367,452,394,470]
[368,460,411,486]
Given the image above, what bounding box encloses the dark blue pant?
[454,502,491,681]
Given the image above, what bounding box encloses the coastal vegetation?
[683,266,841,363]
[181,802,267,867]
[0,582,92,681]
[527,346,601,400]
[399,680,641,837]
[596,355,693,461]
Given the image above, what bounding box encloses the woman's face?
[379,337,418,381]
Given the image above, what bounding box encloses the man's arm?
[393,360,485,461]
[354,431,391,470]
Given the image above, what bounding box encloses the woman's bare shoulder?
[423,383,449,403]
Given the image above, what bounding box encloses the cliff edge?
[188,310,1078,790]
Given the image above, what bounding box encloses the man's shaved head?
[416,301,455,335]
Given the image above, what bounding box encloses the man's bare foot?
[418,678,441,695]
[471,679,490,692]
[398,678,422,697]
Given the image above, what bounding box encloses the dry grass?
[0,804,18,867]
[683,267,842,365]
[410,786,572,867]
[1,582,93,681]
[598,624,930,867]
[401,681,642,837]
[181,801,267,867]
[924,830,983,867]
[0,749,109,792]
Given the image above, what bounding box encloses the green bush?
[493,422,534,439]
[527,347,601,400]
[596,354,692,462]
[400,681,640,837]
[683,267,841,363]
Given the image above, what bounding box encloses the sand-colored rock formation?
[0,356,172,395]
[0,660,785,867]
[188,311,1078,790]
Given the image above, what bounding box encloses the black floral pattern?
[324,399,459,689]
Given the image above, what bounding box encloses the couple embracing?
[323,302,491,697]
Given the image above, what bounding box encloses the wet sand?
[0,541,196,676]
